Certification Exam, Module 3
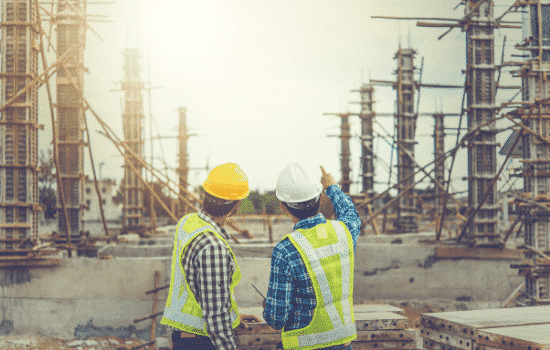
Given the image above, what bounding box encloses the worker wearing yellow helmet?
[161,162,253,350]
[263,164,361,350]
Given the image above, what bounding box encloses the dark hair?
[202,193,238,217]
[283,200,320,221]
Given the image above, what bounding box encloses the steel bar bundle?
[421,306,550,350]
[0,0,40,251]
[235,304,418,350]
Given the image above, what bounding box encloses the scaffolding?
[462,0,500,246]
[121,48,145,232]
[359,83,375,197]
[0,0,39,250]
[394,47,418,233]
[55,0,86,237]
[513,0,550,305]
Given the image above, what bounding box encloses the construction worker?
[263,164,360,350]
[160,162,252,350]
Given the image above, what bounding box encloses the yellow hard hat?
[203,163,249,200]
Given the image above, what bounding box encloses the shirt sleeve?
[194,234,237,350]
[263,241,292,330]
[326,184,361,250]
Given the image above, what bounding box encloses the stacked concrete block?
[236,304,418,350]
[421,306,550,350]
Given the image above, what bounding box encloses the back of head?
[276,163,323,221]
[202,162,249,217]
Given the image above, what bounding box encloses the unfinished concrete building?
[514,1,550,304]
[462,0,499,246]
[176,107,189,217]
[359,83,375,198]
[0,0,39,249]
[55,0,86,236]
[393,47,418,233]
[121,48,145,232]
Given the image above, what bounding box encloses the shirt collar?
[197,209,230,241]
[293,213,327,231]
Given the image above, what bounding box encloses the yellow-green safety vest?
[160,213,241,335]
[281,220,356,350]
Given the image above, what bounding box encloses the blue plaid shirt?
[263,185,360,339]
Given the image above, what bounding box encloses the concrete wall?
[0,246,524,338]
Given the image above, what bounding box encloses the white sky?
[36,0,523,195]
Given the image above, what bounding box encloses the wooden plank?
[354,304,404,313]
[239,346,278,350]
[421,327,473,350]
[435,246,523,260]
[476,323,550,350]
[422,306,550,338]
[0,258,60,268]
[422,339,474,350]
[351,340,417,350]
[234,323,280,335]
[355,329,415,342]
[355,311,409,331]
[234,333,281,347]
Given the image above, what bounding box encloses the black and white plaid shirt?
[180,210,237,350]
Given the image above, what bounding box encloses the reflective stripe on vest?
[161,214,240,333]
[283,220,356,349]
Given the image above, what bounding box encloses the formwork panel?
[55,0,85,236]
[0,0,39,247]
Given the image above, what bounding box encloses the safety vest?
[281,220,356,350]
[160,213,241,335]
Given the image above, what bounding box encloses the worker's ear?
[279,202,290,217]
[227,200,241,218]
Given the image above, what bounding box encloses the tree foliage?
[38,149,56,219]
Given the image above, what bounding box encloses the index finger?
[320,166,327,175]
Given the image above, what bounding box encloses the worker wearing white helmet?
[263,163,361,350]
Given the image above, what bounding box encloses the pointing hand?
[320,166,336,191]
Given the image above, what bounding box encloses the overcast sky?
[37,0,523,195]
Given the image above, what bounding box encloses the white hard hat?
[276,163,323,204]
